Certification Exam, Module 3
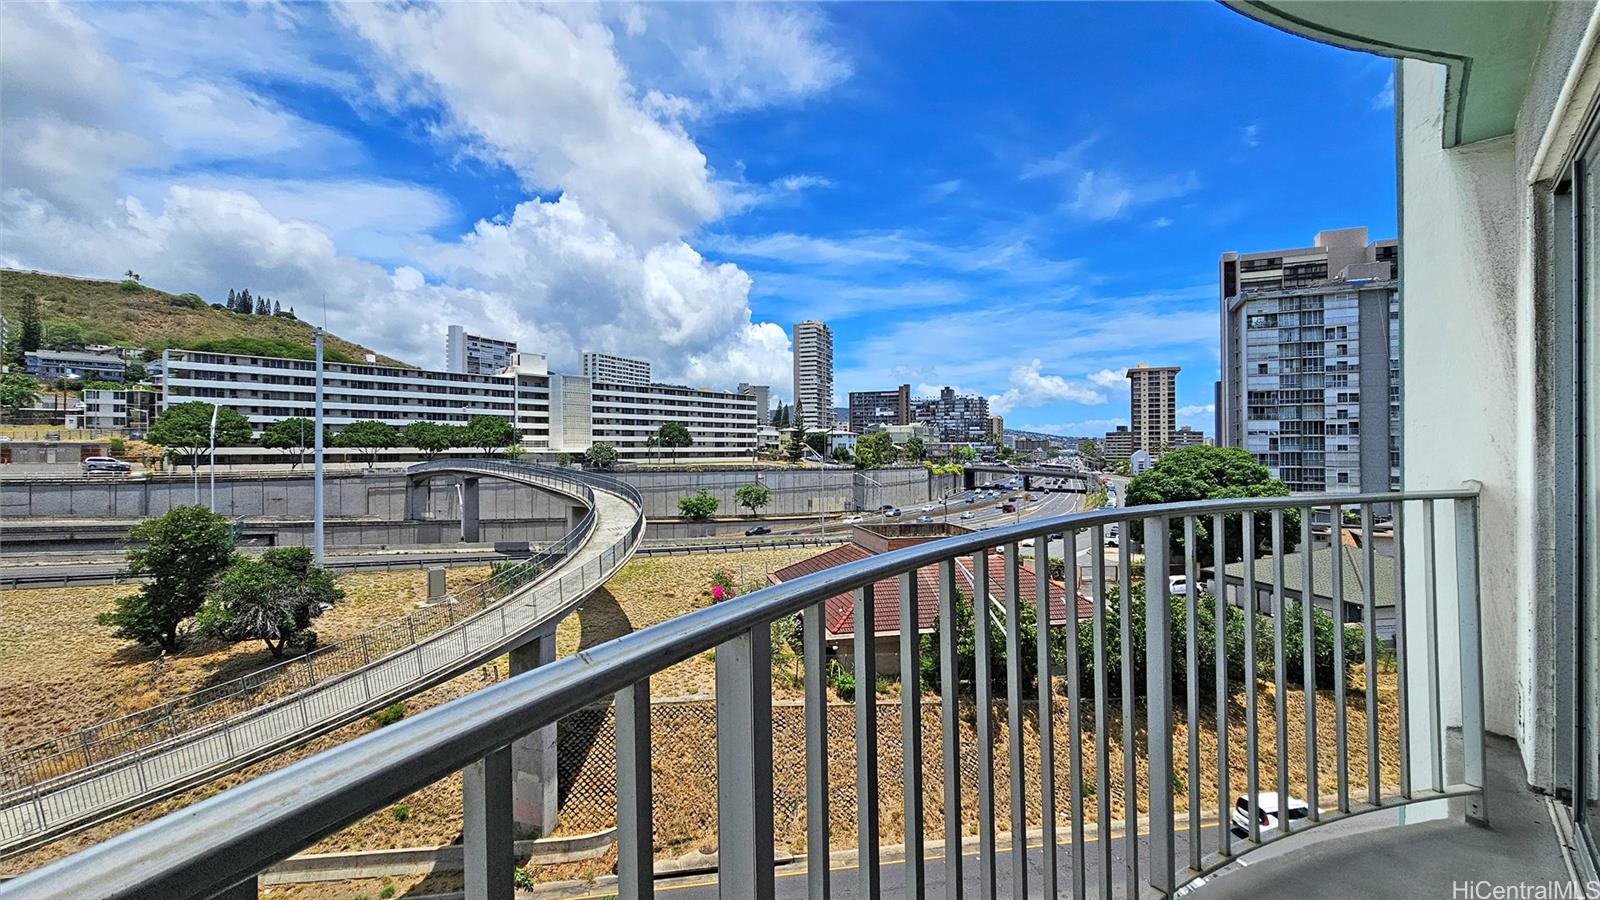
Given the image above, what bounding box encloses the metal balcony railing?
[0,460,646,856]
[1,486,1484,900]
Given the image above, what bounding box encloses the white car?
[960,511,976,519]
[1168,575,1190,596]
[844,515,863,524]
[1230,794,1310,834]
[82,456,131,474]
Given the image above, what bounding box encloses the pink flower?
[712,585,726,601]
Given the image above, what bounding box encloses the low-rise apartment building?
[25,349,127,383]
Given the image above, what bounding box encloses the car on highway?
[843,515,863,524]
[744,525,771,536]
[82,456,131,475]
[885,508,902,518]
[1230,794,1309,835]
[960,511,976,519]
[1000,503,1016,513]
[915,515,934,524]
[879,504,896,512]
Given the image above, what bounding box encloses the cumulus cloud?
[988,359,1108,415]
[1087,368,1127,390]
[1373,72,1394,110]
[1177,403,1215,417]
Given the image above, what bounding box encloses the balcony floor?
[1197,734,1572,899]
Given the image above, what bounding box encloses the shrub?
[831,665,856,702]
[390,802,410,822]
[171,293,207,310]
[118,279,142,292]
[677,489,719,521]
[106,436,127,455]
[514,867,537,890]
[380,885,397,899]
[370,702,407,728]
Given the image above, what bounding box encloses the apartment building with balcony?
[1219,228,1400,493]
[791,320,834,431]
[1126,363,1179,455]
[581,351,651,386]
[444,325,517,376]
[913,385,992,443]
[847,384,911,433]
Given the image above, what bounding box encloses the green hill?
[0,269,407,367]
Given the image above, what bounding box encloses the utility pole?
[313,327,326,565]
[207,401,219,512]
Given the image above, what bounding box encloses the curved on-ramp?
[0,460,645,858]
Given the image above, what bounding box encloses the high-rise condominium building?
[913,386,991,443]
[792,320,834,431]
[446,325,517,375]
[582,351,651,386]
[848,384,911,433]
[737,383,770,423]
[1218,226,1399,493]
[1126,364,1180,454]
[987,415,1004,438]
[1103,425,1135,460]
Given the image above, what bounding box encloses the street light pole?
[313,328,326,566]
[207,401,219,512]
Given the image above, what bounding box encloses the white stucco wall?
[1397,60,1527,768]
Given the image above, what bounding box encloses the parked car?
[1105,534,1120,547]
[82,456,131,475]
[1230,794,1310,835]
[745,525,771,536]
[1168,575,1189,596]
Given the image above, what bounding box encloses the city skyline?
[0,2,1395,437]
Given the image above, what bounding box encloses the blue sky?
[0,2,1396,437]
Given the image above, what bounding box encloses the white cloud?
[337,2,723,246]
[1087,369,1127,390]
[1373,72,1395,110]
[1242,123,1261,147]
[680,4,851,112]
[1152,216,1174,228]
[1024,134,1198,222]
[925,179,963,201]
[988,359,1108,415]
[1018,419,1123,436]
[1177,404,1215,417]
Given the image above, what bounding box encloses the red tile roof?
[768,543,1089,640]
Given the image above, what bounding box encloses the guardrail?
[1,487,1484,899]
[0,460,646,854]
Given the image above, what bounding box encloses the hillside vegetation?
[0,269,406,366]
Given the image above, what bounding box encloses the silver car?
[82,456,131,475]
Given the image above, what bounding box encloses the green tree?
[804,430,827,456]
[0,373,40,417]
[903,436,927,461]
[735,482,771,517]
[584,441,618,470]
[43,322,86,350]
[831,445,854,464]
[96,506,236,652]
[1124,445,1298,563]
[17,292,42,355]
[781,429,805,462]
[954,445,977,463]
[260,417,327,469]
[146,401,253,474]
[677,489,719,521]
[333,420,398,469]
[854,430,897,469]
[656,421,693,464]
[1077,439,1107,470]
[403,421,459,461]
[197,548,343,657]
[462,415,517,456]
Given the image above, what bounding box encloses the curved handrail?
[1,486,1480,899]
[0,461,646,852]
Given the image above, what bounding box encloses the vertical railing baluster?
[854,586,881,897]
[715,625,775,900]
[1272,510,1289,834]
[1393,501,1411,801]
[1003,543,1027,897]
[1144,514,1175,896]
[1212,512,1230,860]
[1119,527,1139,892]
[1301,506,1318,822]
[462,744,514,900]
[937,559,963,900]
[1183,516,1202,861]
[1090,526,1112,900]
[1423,499,1443,794]
[972,550,997,900]
[899,571,925,899]
[1455,491,1487,823]
[804,602,830,900]
[1331,503,1349,813]
[1361,503,1380,807]
[1036,534,1059,900]
[617,679,653,900]
[1243,511,1260,843]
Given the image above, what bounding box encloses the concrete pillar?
[405,477,429,521]
[509,629,559,838]
[566,503,586,534]
[461,476,481,543]
[427,566,447,602]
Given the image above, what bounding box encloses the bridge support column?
[567,504,586,533]
[405,478,429,520]
[509,628,559,838]
[461,476,481,543]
